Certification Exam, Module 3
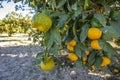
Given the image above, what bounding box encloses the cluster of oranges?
[67,40,78,62]
[32,12,111,71]
[88,27,111,70]
[67,27,111,70]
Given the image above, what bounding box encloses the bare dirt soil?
[0,34,119,80]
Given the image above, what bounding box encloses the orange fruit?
[91,40,102,50]
[67,45,74,51]
[68,40,77,47]
[83,61,87,65]
[113,69,119,73]
[96,8,104,13]
[39,59,55,71]
[101,56,111,67]
[111,37,116,41]
[82,57,87,62]
[32,13,52,32]
[85,50,90,56]
[88,28,102,40]
[91,65,95,70]
[68,53,78,61]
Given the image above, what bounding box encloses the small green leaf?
[44,32,54,49]
[99,39,118,55]
[101,25,120,40]
[71,2,77,10]
[94,13,106,27]
[91,18,101,27]
[50,12,65,18]
[75,44,82,59]
[51,26,61,46]
[72,21,77,39]
[103,52,112,59]
[80,24,89,42]
[88,52,96,66]
[51,44,59,57]
[57,14,70,29]
[102,66,112,74]
[84,0,89,10]
[110,11,120,21]
[94,57,103,68]
[110,21,120,37]
[36,52,43,59]
[57,0,66,8]
[74,60,82,68]
[79,42,87,51]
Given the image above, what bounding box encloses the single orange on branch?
[68,40,77,47]
[101,56,111,67]
[32,13,52,32]
[68,53,78,62]
[91,40,102,50]
[88,27,102,40]
[39,59,55,71]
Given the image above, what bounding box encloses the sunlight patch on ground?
[0,53,36,58]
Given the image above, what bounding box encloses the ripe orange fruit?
[68,53,78,62]
[96,8,104,13]
[68,40,77,47]
[88,28,102,40]
[85,50,90,56]
[101,56,111,67]
[113,69,119,73]
[67,45,74,51]
[82,57,87,62]
[91,65,95,70]
[39,59,55,71]
[83,61,87,65]
[91,40,102,50]
[32,13,52,32]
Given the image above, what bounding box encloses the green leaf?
[110,11,120,21]
[103,52,112,59]
[57,0,66,8]
[50,12,65,18]
[80,24,89,42]
[79,42,87,51]
[74,60,82,68]
[110,21,120,37]
[101,25,120,40]
[36,52,43,59]
[51,26,61,46]
[44,32,54,49]
[57,14,70,29]
[71,2,77,10]
[74,8,82,18]
[84,0,89,10]
[94,13,106,27]
[88,52,96,66]
[102,66,112,74]
[51,44,59,57]
[94,57,103,68]
[72,21,77,39]
[91,18,101,27]
[103,5,110,15]
[99,39,118,55]
[75,44,82,59]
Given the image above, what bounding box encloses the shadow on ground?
[0,45,120,80]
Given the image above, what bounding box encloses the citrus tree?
[31,0,120,73]
[1,0,120,73]
[2,11,33,36]
[0,20,4,34]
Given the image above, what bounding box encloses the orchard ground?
[0,33,120,80]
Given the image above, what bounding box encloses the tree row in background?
[0,11,35,37]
